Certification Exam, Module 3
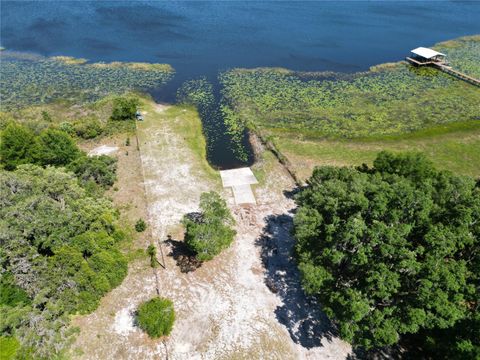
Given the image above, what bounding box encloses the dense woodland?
[294,152,479,358]
[0,100,135,358]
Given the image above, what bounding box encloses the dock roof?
[411,47,446,59]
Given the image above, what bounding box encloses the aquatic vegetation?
[220,36,480,140]
[0,52,174,110]
[435,35,480,78]
[177,78,252,165]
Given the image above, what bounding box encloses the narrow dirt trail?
[72,103,351,359]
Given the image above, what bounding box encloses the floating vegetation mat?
[0,52,175,110]
[434,35,480,78]
[220,36,480,139]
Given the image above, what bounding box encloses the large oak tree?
[294,152,479,352]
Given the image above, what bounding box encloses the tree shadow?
[164,234,202,273]
[256,211,337,349]
[282,186,305,200]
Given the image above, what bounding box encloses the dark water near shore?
[1,1,479,167]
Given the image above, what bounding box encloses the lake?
[1,1,479,167]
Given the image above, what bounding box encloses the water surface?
[2,1,479,167]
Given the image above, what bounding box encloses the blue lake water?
[2,1,479,87]
[1,1,479,167]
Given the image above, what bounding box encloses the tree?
[182,191,236,261]
[0,165,128,357]
[73,117,104,139]
[137,297,175,338]
[294,151,479,349]
[0,123,36,170]
[33,128,81,166]
[67,155,117,188]
[110,97,139,121]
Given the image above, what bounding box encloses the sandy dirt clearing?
[72,103,351,359]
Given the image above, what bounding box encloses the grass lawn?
[277,122,480,180]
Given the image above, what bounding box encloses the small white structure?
[220,167,258,205]
[88,145,118,156]
[407,47,446,66]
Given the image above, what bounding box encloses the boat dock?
[406,47,480,87]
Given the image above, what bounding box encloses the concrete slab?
[232,184,256,205]
[220,167,258,187]
[220,167,258,205]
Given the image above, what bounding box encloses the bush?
[67,155,117,188]
[58,122,75,135]
[147,245,157,268]
[135,218,147,232]
[33,128,81,166]
[73,117,104,139]
[137,297,175,338]
[0,123,36,170]
[41,111,52,123]
[294,151,480,349]
[111,97,139,121]
[182,191,236,261]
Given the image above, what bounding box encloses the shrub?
[294,151,480,349]
[182,191,236,261]
[58,121,75,135]
[135,218,147,232]
[41,111,53,123]
[33,128,81,166]
[74,117,104,139]
[147,245,157,268]
[137,297,175,338]
[67,155,117,188]
[0,123,36,170]
[111,97,139,121]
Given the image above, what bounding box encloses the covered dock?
[406,46,480,87]
[406,47,447,66]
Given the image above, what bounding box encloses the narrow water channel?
[150,72,254,170]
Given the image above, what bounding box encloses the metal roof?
[411,47,446,59]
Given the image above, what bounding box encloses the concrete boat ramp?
[220,167,258,205]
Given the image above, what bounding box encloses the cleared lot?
[72,101,350,359]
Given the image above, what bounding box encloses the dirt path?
[72,103,351,359]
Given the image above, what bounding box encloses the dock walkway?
[434,64,480,87]
[406,56,480,87]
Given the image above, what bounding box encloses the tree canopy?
[67,154,117,189]
[33,128,80,167]
[182,191,236,261]
[0,123,36,170]
[110,96,139,121]
[0,165,128,358]
[294,151,479,352]
[137,297,175,338]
